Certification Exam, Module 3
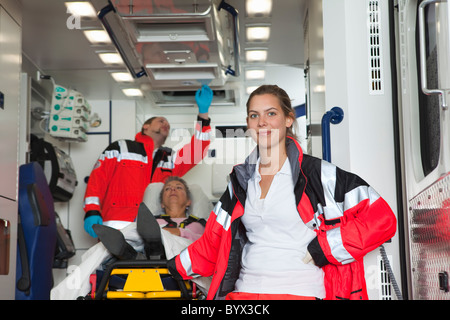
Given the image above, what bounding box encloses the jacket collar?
[135,132,155,155]
[233,136,304,193]
[286,136,303,183]
[135,132,153,144]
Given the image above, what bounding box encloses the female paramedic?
[167,84,397,300]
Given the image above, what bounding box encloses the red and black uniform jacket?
[168,137,397,300]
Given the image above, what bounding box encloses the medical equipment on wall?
[48,84,91,142]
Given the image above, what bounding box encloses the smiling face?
[246,93,294,149]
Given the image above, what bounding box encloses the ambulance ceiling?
[20,0,305,103]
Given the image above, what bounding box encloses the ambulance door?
[397,0,450,299]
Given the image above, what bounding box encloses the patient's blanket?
[50,223,211,300]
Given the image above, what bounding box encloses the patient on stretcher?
[93,177,206,261]
[50,178,212,300]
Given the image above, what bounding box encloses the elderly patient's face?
[162,180,191,209]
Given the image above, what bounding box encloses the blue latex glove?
[195,85,213,114]
[84,215,103,238]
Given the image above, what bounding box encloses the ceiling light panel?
[65,2,97,18]
[83,30,111,44]
[122,88,143,97]
[246,26,271,42]
[111,72,133,82]
[245,69,266,80]
[245,49,268,62]
[246,0,272,17]
[98,53,123,65]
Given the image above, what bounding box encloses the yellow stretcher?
[93,260,203,300]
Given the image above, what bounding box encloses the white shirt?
[234,158,325,298]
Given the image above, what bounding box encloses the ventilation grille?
[367,0,385,94]
[378,254,393,300]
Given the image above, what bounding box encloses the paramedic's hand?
[302,251,314,265]
[195,84,213,114]
[84,213,103,238]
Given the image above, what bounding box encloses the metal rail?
[418,0,448,110]
[321,106,344,162]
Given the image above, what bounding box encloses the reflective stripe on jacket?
[168,137,397,300]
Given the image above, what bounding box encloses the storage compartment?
[91,0,240,91]
[147,64,218,81]
[131,20,214,42]
[0,220,10,275]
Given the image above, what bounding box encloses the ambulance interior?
[4,0,403,300]
[21,0,309,281]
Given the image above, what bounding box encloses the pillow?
[142,182,213,220]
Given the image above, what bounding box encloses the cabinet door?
[0,197,17,300]
[0,6,21,200]
[0,6,21,299]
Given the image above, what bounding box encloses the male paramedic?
[83,85,213,237]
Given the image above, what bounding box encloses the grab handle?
[321,107,344,162]
[418,0,448,110]
[218,0,241,77]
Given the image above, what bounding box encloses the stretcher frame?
[94,260,200,300]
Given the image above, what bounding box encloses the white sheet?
[50,222,211,300]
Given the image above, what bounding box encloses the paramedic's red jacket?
[83,117,211,223]
[168,137,397,300]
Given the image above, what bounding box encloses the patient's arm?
[163,227,181,237]
[162,221,204,241]
[157,216,205,242]
[179,222,204,241]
